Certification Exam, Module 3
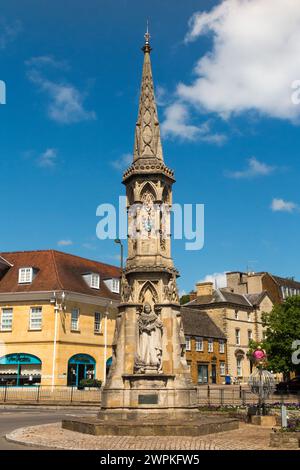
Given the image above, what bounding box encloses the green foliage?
[79,378,102,388]
[180,294,191,305]
[262,296,300,374]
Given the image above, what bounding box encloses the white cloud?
[112,153,132,170]
[26,58,96,124]
[161,102,226,143]
[25,55,69,70]
[37,148,57,168]
[271,198,297,213]
[0,18,22,50]
[57,239,73,246]
[198,272,228,288]
[180,0,300,122]
[227,157,275,179]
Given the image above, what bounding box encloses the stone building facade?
[185,282,273,383]
[181,307,227,385]
[226,271,300,304]
[0,250,120,386]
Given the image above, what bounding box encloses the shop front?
[0,353,42,386]
[67,354,96,387]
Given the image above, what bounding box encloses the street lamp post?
[114,238,124,271]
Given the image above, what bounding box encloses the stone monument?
[63,29,238,436]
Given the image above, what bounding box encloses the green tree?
[262,296,300,375]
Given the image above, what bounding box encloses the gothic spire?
[133,26,163,162]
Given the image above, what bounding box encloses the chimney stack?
[196,282,214,297]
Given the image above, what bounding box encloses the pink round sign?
[252,349,266,361]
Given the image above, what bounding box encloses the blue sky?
[1,0,300,294]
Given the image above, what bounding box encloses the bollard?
[281,405,287,428]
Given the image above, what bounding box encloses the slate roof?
[181,307,226,339]
[0,250,121,300]
[185,288,253,309]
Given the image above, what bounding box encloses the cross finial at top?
[142,20,152,53]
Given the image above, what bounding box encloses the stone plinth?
[270,431,300,449]
[251,415,277,427]
[62,414,239,437]
[100,373,198,412]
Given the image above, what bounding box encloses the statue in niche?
[164,274,179,303]
[120,274,133,303]
[135,302,163,374]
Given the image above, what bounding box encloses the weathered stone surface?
[251,415,276,427]
[62,415,239,437]
[270,431,300,449]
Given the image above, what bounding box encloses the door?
[198,364,208,384]
[211,364,217,384]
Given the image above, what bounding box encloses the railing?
[197,385,300,407]
[0,385,101,403]
[0,384,299,406]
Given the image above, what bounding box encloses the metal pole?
[103,308,108,385]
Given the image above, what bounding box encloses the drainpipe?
[51,292,65,391]
[103,300,112,385]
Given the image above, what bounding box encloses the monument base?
[62,413,239,436]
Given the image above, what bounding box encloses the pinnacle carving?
[133,48,163,162]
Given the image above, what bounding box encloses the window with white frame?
[94,312,102,333]
[219,339,225,353]
[248,330,253,342]
[71,308,80,331]
[247,312,251,322]
[220,362,226,376]
[18,267,33,284]
[185,336,191,351]
[234,310,239,320]
[29,307,42,330]
[112,278,120,293]
[235,328,240,345]
[1,308,13,331]
[208,338,214,353]
[90,273,100,289]
[195,337,203,352]
[236,357,242,377]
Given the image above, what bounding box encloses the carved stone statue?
[164,274,179,303]
[120,274,133,303]
[135,302,163,374]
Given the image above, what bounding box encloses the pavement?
[0,406,97,450]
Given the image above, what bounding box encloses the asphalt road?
[0,406,97,450]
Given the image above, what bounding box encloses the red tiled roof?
[0,250,121,300]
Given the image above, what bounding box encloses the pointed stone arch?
[138,281,159,305]
[139,181,157,202]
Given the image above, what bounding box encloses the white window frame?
[220,362,226,376]
[237,357,242,377]
[112,278,120,294]
[90,273,100,289]
[234,310,239,320]
[219,339,225,354]
[29,307,42,330]
[1,308,13,331]
[195,337,203,352]
[18,267,33,284]
[185,336,191,351]
[94,312,102,333]
[208,338,214,353]
[248,329,253,342]
[71,308,80,331]
[235,328,240,345]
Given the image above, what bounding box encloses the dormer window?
[18,267,33,284]
[104,278,120,294]
[90,273,100,289]
[83,273,100,289]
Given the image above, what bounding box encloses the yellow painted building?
[0,250,120,387]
